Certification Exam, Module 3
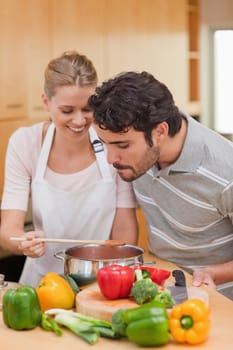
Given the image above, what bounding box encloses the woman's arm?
[110,207,138,245]
[0,209,45,257]
[0,209,26,253]
[111,171,138,244]
[0,124,46,258]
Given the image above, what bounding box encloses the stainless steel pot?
[54,244,144,287]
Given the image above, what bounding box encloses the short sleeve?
[1,123,43,211]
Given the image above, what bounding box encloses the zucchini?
[60,274,80,294]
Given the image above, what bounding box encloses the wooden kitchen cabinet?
[0,0,28,119]
[0,0,196,120]
[50,0,189,110]
[0,0,50,196]
[0,0,51,120]
[187,0,200,117]
[50,0,107,84]
[23,0,52,120]
[105,0,188,110]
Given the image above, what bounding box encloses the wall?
[201,0,233,25]
[200,0,233,128]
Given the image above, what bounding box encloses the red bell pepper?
[134,266,170,286]
[97,264,135,300]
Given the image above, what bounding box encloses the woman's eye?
[62,110,73,114]
[82,107,93,113]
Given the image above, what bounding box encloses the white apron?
[20,124,116,286]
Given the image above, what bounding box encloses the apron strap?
[89,126,113,181]
[35,124,112,181]
[35,123,55,180]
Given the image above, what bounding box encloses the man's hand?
[192,261,233,288]
[192,269,216,289]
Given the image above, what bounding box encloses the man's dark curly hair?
[88,71,182,146]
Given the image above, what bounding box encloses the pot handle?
[127,260,156,268]
[140,260,156,265]
[54,251,66,261]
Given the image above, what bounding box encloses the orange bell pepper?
[35,272,75,311]
[169,298,211,345]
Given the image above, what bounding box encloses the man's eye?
[118,144,129,149]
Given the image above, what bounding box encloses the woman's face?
[43,84,95,141]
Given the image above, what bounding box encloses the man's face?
[94,124,160,182]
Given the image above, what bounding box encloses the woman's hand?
[18,231,46,258]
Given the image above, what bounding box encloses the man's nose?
[106,147,120,165]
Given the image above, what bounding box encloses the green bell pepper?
[2,285,42,330]
[124,301,170,346]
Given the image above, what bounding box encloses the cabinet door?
[0,0,51,121]
[50,0,107,83]
[0,0,28,119]
[104,0,188,109]
[0,119,33,197]
[23,0,52,120]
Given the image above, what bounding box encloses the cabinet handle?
[6,103,23,109]
[32,106,44,111]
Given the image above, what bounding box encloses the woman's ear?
[41,92,50,111]
[151,122,169,145]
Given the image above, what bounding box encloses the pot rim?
[62,243,144,261]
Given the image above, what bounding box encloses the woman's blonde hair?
[44,50,98,99]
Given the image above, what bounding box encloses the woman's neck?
[48,128,95,174]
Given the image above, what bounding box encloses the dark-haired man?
[89,71,233,297]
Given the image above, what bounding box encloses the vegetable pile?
[1,268,211,347]
[97,264,175,307]
[43,298,211,347]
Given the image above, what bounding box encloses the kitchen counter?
[1,252,233,349]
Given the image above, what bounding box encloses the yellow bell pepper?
[35,272,75,311]
[169,298,211,345]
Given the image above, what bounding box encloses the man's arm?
[192,260,233,288]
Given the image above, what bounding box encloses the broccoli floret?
[131,269,158,305]
[154,288,175,308]
[111,309,128,337]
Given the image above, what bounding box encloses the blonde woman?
[0,51,138,286]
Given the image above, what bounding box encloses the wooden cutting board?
[76,283,209,322]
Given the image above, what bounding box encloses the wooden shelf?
[187,0,200,109]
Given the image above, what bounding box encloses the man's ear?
[41,92,50,111]
[151,122,169,145]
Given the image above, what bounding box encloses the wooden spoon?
[10,237,125,246]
